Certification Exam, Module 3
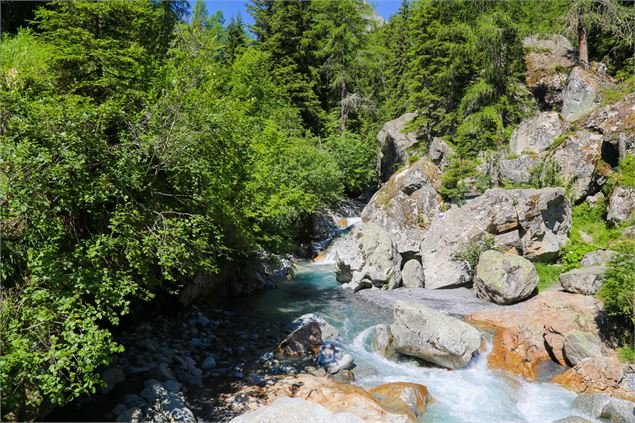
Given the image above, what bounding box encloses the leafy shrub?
[617,345,635,363]
[323,132,376,196]
[535,263,563,291]
[408,154,420,164]
[451,234,496,272]
[598,243,635,324]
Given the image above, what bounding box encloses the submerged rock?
[419,187,571,289]
[559,266,605,295]
[509,111,564,155]
[335,223,402,291]
[390,301,482,369]
[474,250,538,305]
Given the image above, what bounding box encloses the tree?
[227,16,248,63]
[565,0,634,67]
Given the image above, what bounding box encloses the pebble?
[202,355,217,370]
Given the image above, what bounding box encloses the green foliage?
[323,132,376,196]
[598,243,635,324]
[617,345,635,363]
[535,263,564,291]
[451,234,496,271]
[439,156,477,203]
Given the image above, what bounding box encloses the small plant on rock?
[451,234,496,273]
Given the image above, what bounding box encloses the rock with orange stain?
[369,382,431,418]
[467,291,603,380]
[553,357,635,402]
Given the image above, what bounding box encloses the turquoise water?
[242,262,595,423]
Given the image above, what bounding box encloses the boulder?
[290,314,339,340]
[579,249,616,268]
[572,394,635,423]
[553,417,593,423]
[607,186,635,225]
[622,225,635,239]
[546,130,604,202]
[467,291,603,380]
[390,301,482,369]
[317,343,355,374]
[498,154,538,185]
[523,34,575,109]
[401,260,424,288]
[509,112,564,155]
[560,266,605,295]
[362,159,442,255]
[369,382,431,418]
[230,397,365,423]
[335,223,402,291]
[563,330,604,366]
[377,112,420,182]
[428,137,453,168]
[275,321,323,358]
[561,65,615,122]
[581,91,635,144]
[555,357,634,401]
[260,375,414,422]
[367,324,395,357]
[419,188,571,289]
[474,250,538,305]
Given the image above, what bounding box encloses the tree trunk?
[578,15,589,68]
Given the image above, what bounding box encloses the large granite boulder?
[335,223,402,291]
[362,159,442,255]
[498,154,538,185]
[467,291,603,380]
[230,397,365,423]
[275,321,323,358]
[289,314,339,341]
[579,249,616,267]
[390,301,482,369]
[509,112,565,155]
[474,250,538,305]
[559,266,605,295]
[523,34,575,109]
[607,185,635,225]
[545,130,604,202]
[561,65,615,122]
[377,113,420,182]
[581,91,635,145]
[562,330,604,366]
[419,188,571,289]
[571,393,635,423]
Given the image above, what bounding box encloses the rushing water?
[241,261,595,423]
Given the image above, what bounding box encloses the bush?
[598,243,635,324]
[323,132,376,196]
[451,234,495,273]
[535,263,563,291]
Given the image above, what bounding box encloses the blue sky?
[203,0,403,25]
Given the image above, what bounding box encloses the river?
[236,260,591,423]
